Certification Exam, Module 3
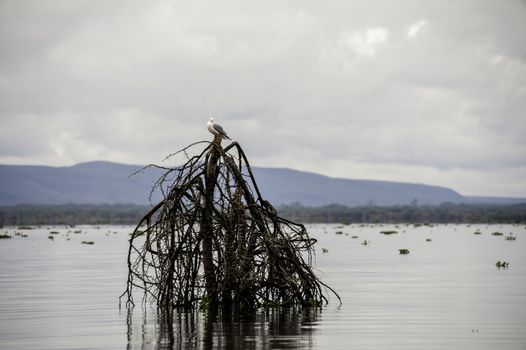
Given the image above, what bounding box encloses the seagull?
[207,117,231,140]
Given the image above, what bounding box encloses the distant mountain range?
[0,161,524,207]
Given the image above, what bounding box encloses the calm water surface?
[0,223,525,349]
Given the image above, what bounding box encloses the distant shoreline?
[1,203,524,226]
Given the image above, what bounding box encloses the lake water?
[0,223,525,349]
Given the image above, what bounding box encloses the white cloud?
[338,27,390,58]
[406,19,428,38]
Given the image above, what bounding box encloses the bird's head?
[209,117,214,122]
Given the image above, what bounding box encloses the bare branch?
[120,141,340,312]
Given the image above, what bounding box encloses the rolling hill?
[0,161,523,207]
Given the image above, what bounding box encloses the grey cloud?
[1,0,525,196]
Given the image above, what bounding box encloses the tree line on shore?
[279,202,526,224]
[0,202,525,226]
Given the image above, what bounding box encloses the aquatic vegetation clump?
[81,241,94,245]
[121,141,339,312]
[399,249,410,255]
[505,234,516,241]
[380,230,398,235]
[496,261,509,268]
[492,232,504,236]
[0,233,12,239]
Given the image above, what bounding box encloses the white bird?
[207,117,230,140]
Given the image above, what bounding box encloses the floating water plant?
[335,231,343,235]
[49,231,60,235]
[17,226,33,230]
[473,231,482,235]
[0,234,12,239]
[496,261,509,268]
[73,230,82,234]
[321,248,329,253]
[399,249,410,255]
[380,230,398,235]
[81,240,94,245]
[361,240,369,246]
[492,232,504,236]
[426,238,432,242]
[505,235,516,241]
[48,236,54,240]
[351,235,358,239]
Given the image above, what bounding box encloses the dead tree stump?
[120,141,339,312]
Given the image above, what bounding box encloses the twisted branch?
[120,141,339,311]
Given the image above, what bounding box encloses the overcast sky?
[1,0,525,197]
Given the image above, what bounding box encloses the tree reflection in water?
[126,306,320,350]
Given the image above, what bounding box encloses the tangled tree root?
[120,140,339,312]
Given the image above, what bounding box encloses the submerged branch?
[120,141,340,312]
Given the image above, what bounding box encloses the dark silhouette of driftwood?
[120,140,339,312]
